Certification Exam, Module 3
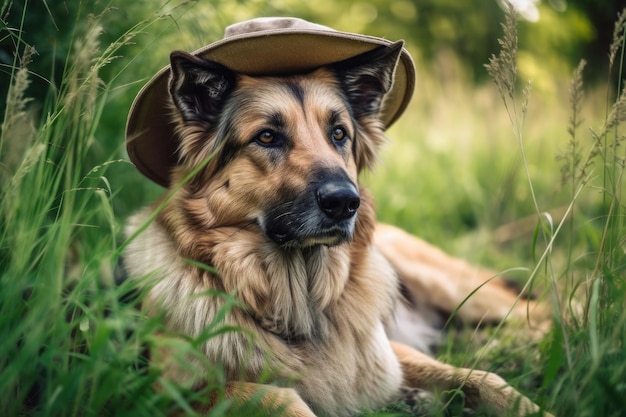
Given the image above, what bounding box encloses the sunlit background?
[1,0,622,289]
[1,0,621,265]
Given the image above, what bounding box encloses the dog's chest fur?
[124,204,403,416]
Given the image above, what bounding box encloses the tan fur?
[124,47,553,417]
[375,223,551,333]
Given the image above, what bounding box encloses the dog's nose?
[317,181,360,221]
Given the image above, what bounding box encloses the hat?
[126,17,416,187]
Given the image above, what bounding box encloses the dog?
[123,17,552,417]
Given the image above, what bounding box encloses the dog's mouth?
[261,177,360,249]
[266,224,354,248]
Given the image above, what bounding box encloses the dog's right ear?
[169,51,236,125]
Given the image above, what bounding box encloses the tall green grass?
[369,6,626,416]
[1,2,626,417]
[489,7,626,416]
[0,8,160,417]
[0,4,253,417]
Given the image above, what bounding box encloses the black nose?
[317,181,360,221]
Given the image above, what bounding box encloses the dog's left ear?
[329,41,404,120]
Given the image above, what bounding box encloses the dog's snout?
[317,181,360,221]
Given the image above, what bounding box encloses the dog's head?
[167,42,403,248]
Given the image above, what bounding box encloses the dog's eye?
[255,130,279,146]
[332,127,347,142]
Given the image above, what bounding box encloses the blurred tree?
[568,0,623,71]
[309,0,614,84]
[2,0,621,119]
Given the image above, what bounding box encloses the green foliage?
[453,6,626,417]
[0,3,252,416]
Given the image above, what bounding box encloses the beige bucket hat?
[126,17,416,187]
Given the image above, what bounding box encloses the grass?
[1,1,626,416]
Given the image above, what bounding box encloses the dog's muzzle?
[262,172,360,248]
[316,180,360,222]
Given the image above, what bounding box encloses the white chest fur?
[124,210,403,416]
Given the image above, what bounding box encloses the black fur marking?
[286,81,306,109]
[262,166,358,248]
[215,130,242,172]
[350,125,359,162]
[267,112,286,131]
[266,148,285,167]
[169,51,236,125]
[398,280,416,306]
[328,109,342,126]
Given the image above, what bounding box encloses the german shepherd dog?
[124,41,552,416]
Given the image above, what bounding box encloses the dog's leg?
[184,382,316,417]
[226,382,316,417]
[151,339,317,417]
[391,341,553,417]
[374,223,551,330]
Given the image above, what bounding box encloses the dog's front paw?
[399,387,437,415]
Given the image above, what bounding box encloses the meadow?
[1,2,625,416]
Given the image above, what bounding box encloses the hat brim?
[126,29,416,187]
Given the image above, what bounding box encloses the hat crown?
[224,17,334,38]
[126,17,416,187]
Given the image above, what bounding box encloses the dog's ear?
[329,41,403,120]
[169,51,236,125]
[329,41,404,172]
